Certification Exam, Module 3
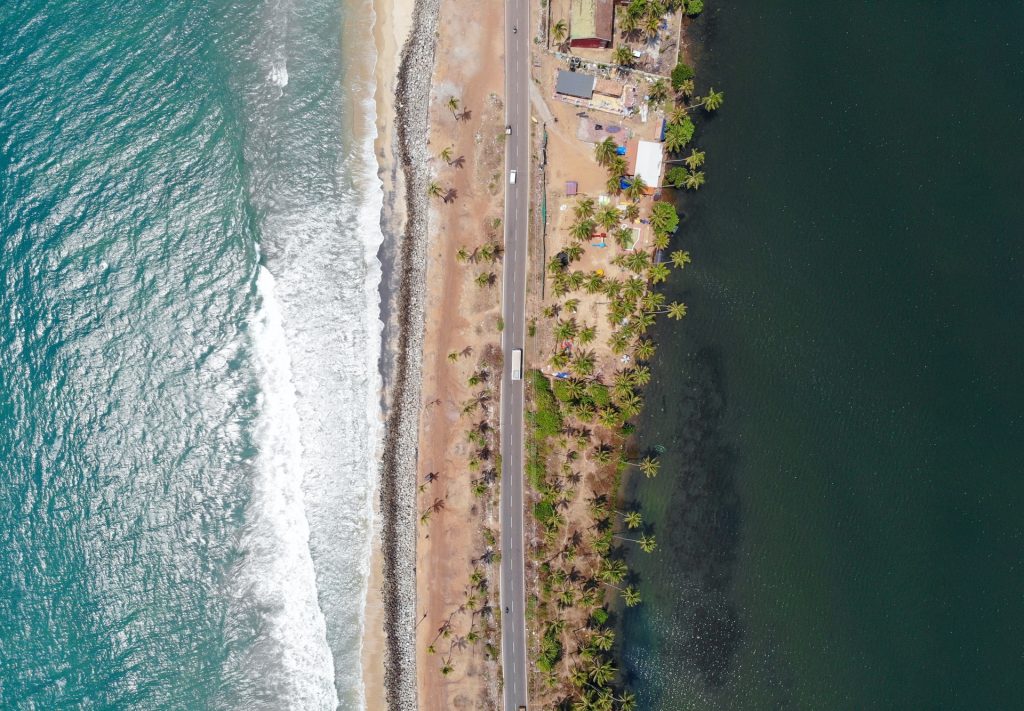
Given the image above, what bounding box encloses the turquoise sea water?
[621,2,1024,709]
[1,1,382,708]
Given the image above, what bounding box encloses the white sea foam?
[237,266,340,710]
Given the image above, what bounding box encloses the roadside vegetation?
[529,4,722,708]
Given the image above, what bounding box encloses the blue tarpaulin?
[620,177,631,189]
[615,145,626,155]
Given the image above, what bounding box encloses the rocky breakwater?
[378,0,439,707]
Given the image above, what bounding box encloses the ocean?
[620,1,1024,709]
[0,0,383,709]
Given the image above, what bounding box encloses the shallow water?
[0,1,382,708]
[620,2,1024,708]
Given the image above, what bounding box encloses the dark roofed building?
[555,70,596,100]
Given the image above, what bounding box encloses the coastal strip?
[377,0,440,706]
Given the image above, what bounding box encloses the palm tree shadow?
[451,155,466,169]
[442,188,458,203]
[459,109,472,122]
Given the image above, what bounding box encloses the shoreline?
[367,0,441,704]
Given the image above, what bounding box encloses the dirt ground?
[414,0,509,707]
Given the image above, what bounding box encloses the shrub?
[528,370,563,438]
[552,379,575,403]
[591,607,609,626]
[686,0,704,16]
[671,62,695,90]
[587,383,611,407]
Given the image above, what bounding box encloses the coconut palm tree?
[624,176,648,201]
[571,350,597,377]
[591,627,615,651]
[440,660,454,676]
[552,18,568,45]
[589,659,617,685]
[570,219,595,242]
[629,364,651,386]
[648,78,669,105]
[639,455,660,478]
[446,95,460,119]
[639,533,657,552]
[565,244,585,262]
[684,148,706,170]
[663,122,692,153]
[701,87,725,111]
[439,145,453,163]
[622,202,640,222]
[608,155,628,178]
[623,511,643,529]
[455,246,470,263]
[583,272,605,294]
[596,205,621,231]
[665,301,687,320]
[594,136,617,167]
[684,170,705,190]
[624,251,650,273]
[427,180,443,198]
[648,262,670,284]
[564,297,581,313]
[643,13,660,38]
[652,232,670,251]
[613,45,634,67]
[598,557,627,584]
[670,249,691,269]
[578,324,597,344]
[606,174,623,195]
[617,691,638,711]
[554,319,578,342]
[622,586,642,607]
[678,78,695,98]
[574,197,596,220]
[614,227,634,250]
[633,341,655,363]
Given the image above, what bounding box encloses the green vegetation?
[671,61,694,90]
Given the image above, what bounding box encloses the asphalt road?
[498,0,530,708]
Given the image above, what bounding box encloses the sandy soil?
[413,0,509,707]
[363,0,414,705]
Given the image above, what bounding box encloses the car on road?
[506,124,512,134]
[509,169,517,184]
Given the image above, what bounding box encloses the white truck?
[511,348,523,380]
[509,169,517,184]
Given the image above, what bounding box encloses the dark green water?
[621,2,1024,708]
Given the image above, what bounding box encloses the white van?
[511,348,523,380]
[509,169,517,184]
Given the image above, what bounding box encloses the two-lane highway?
[498,0,531,707]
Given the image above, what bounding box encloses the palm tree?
[624,251,650,273]
[570,219,595,242]
[684,148,706,170]
[614,227,634,250]
[455,246,470,263]
[663,123,690,153]
[639,12,659,37]
[565,244,585,262]
[639,533,657,552]
[624,176,648,201]
[617,691,638,711]
[613,45,634,67]
[596,205,620,231]
[446,95,460,119]
[608,155,628,178]
[665,301,687,320]
[439,145,453,163]
[569,665,589,689]
[634,339,656,361]
[589,659,617,685]
[552,18,568,45]
[702,87,725,111]
[684,170,705,190]
[622,202,640,222]
[571,350,596,377]
[554,318,578,342]
[578,324,597,344]
[606,174,624,195]
[670,249,691,269]
[440,660,454,676]
[598,558,628,584]
[623,511,643,529]
[648,78,669,105]
[594,136,617,167]
[427,180,443,198]
[622,585,642,606]
[678,78,695,98]
[629,364,651,386]
[639,455,660,478]
[652,232,670,251]
[583,273,605,294]
[591,627,615,651]
[648,262,670,284]
[574,197,595,220]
